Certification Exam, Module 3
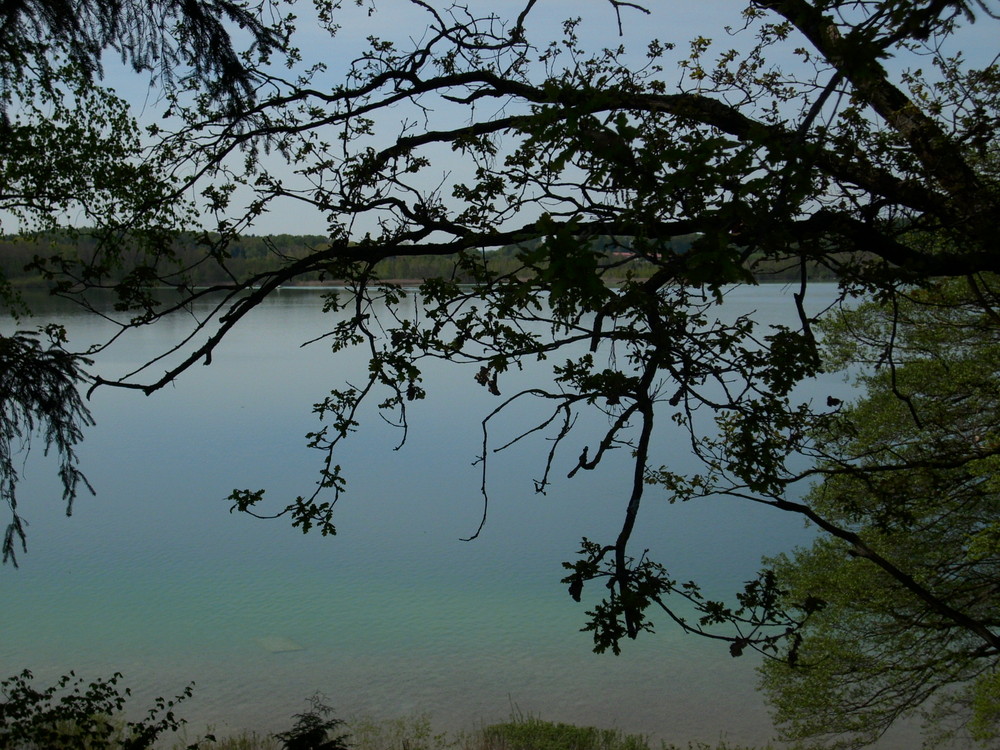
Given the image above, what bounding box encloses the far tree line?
[0,230,843,287]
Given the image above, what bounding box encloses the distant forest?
[0,230,842,288]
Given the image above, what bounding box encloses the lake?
[0,284,923,748]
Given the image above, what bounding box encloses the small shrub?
[190,730,280,750]
[274,694,351,750]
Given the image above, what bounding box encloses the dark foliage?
[0,669,199,749]
[0,328,94,567]
[0,0,286,110]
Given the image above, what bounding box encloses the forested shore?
[0,231,843,288]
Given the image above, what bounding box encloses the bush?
[475,715,649,750]
[0,669,197,750]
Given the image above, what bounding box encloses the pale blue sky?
[103,1,755,236]
[38,2,1000,236]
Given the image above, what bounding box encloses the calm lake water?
[0,284,925,747]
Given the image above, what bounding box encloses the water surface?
[0,284,913,747]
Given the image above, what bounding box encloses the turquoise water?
[1,285,888,746]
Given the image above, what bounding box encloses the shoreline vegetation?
[177,714,772,750]
[197,714,774,750]
[27,712,775,750]
[1,668,772,750]
[0,670,774,749]
[0,231,845,292]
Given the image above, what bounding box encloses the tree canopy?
[5,0,1000,745]
[0,0,288,113]
[760,277,1000,747]
[0,0,293,249]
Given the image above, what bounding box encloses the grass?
[475,714,649,750]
